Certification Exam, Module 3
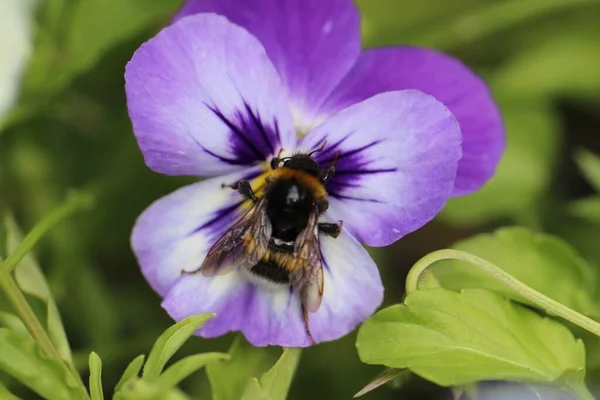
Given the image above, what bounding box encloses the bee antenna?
[309,141,327,156]
[331,150,340,167]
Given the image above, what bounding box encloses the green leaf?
[441,100,560,226]
[491,27,600,101]
[249,348,302,400]
[240,379,270,400]
[119,381,194,400]
[65,0,180,78]
[575,149,600,192]
[89,352,104,400]
[121,353,228,400]
[73,262,119,349]
[356,289,590,398]
[3,214,73,364]
[114,354,145,396]
[432,227,599,315]
[0,311,28,336]
[156,353,229,393]
[207,336,281,400]
[238,347,302,400]
[142,314,214,381]
[0,328,87,400]
[0,380,21,400]
[568,196,600,223]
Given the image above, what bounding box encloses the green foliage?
[121,353,229,400]
[110,314,229,400]
[353,369,408,398]
[65,0,180,78]
[0,380,21,400]
[114,355,145,396]
[207,337,301,400]
[569,197,600,223]
[89,352,104,400]
[240,348,301,400]
[142,314,215,382]
[575,149,600,192]
[356,289,591,398]
[2,0,600,398]
[207,337,282,400]
[441,100,560,226]
[3,214,73,365]
[432,227,599,315]
[0,328,87,400]
[491,26,600,101]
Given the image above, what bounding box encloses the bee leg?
[302,303,317,345]
[318,221,343,238]
[320,165,335,184]
[222,180,257,202]
[180,266,202,275]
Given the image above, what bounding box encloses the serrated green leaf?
[441,100,560,226]
[114,354,145,397]
[4,214,73,364]
[89,352,104,400]
[207,336,281,400]
[0,328,87,400]
[357,289,590,398]
[0,380,21,400]
[432,227,599,316]
[142,314,213,381]
[575,149,600,192]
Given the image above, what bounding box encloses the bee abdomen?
[250,259,290,284]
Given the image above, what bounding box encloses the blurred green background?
[1,0,600,398]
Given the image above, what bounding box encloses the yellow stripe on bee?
[252,167,327,200]
[264,250,298,271]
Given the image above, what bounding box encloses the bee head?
[281,154,321,177]
[270,141,332,180]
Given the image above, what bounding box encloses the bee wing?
[200,197,272,277]
[292,207,324,313]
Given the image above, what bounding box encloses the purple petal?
[131,168,261,296]
[162,228,382,347]
[301,90,462,247]
[174,0,361,130]
[320,47,505,196]
[125,14,296,176]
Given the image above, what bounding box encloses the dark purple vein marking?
[206,103,266,161]
[334,167,398,176]
[243,101,275,155]
[319,140,385,165]
[329,192,386,204]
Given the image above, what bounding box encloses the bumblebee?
[183,143,342,343]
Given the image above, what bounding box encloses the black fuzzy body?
[250,177,316,284]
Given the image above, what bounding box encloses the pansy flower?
[125,0,504,347]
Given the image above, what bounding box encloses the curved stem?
[4,190,94,273]
[406,249,600,338]
[0,257,62,359]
